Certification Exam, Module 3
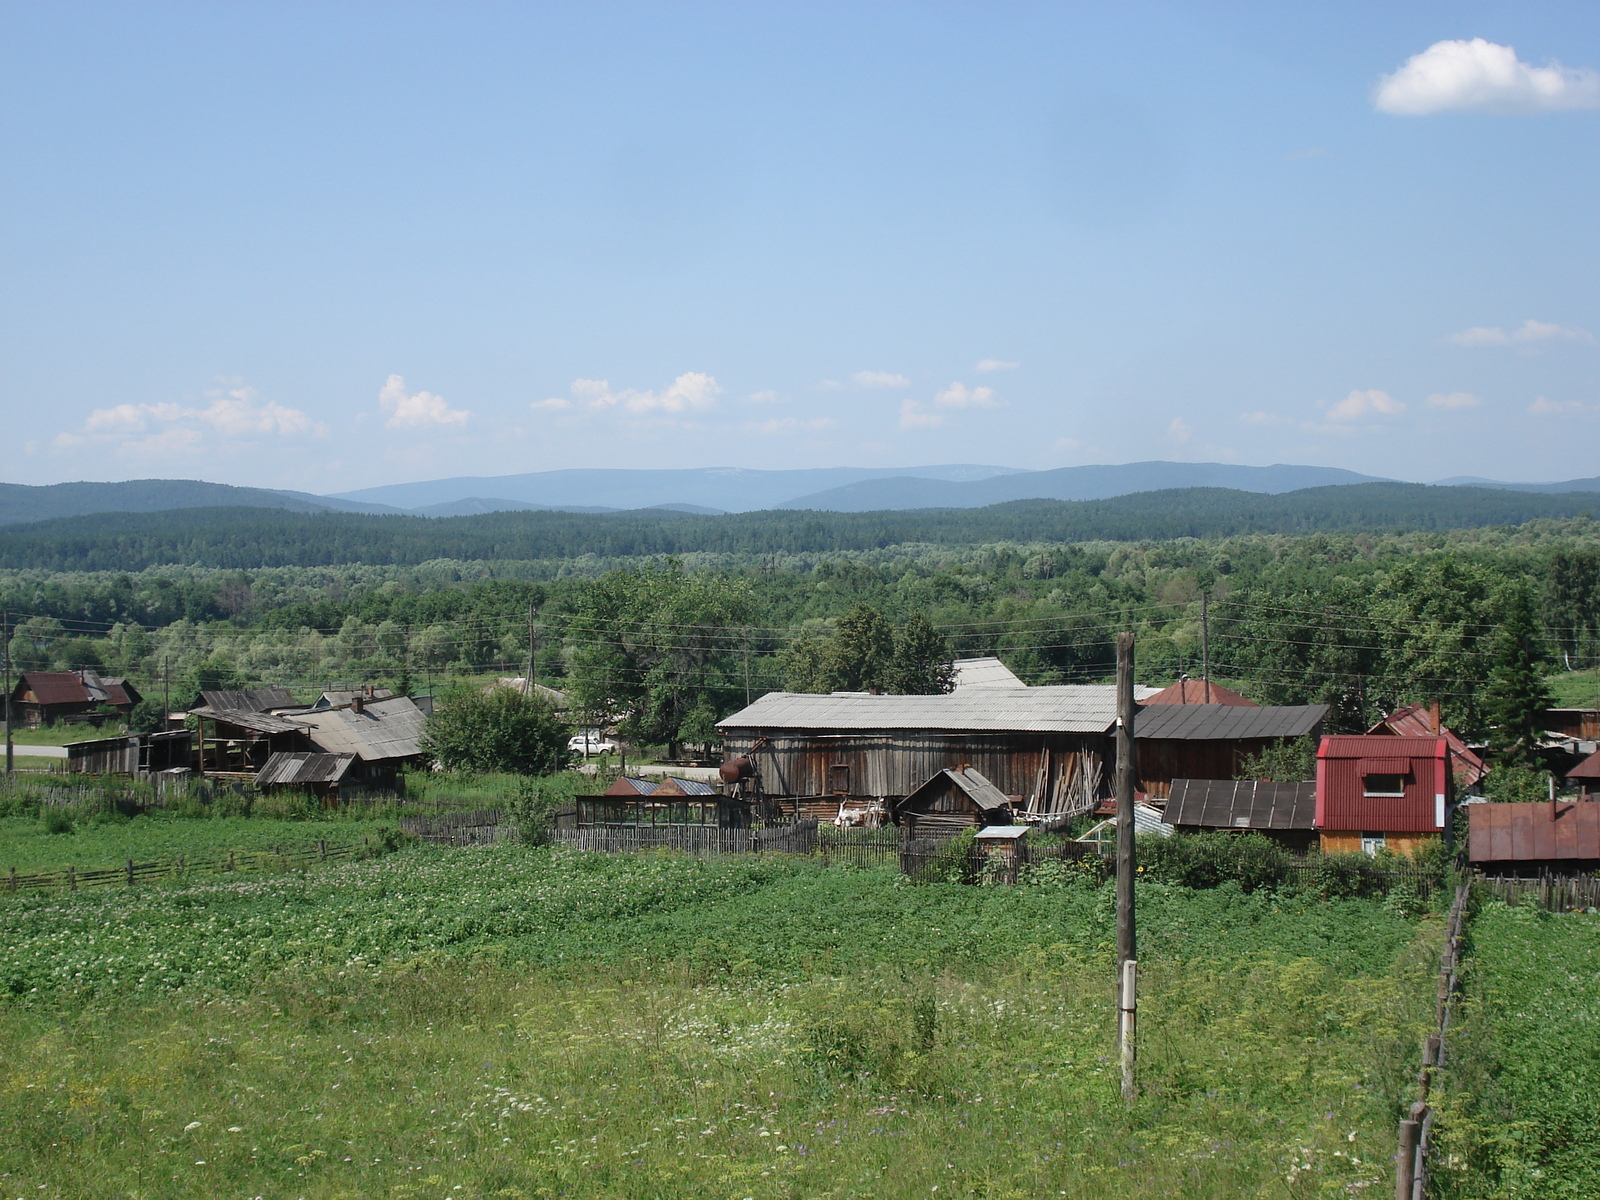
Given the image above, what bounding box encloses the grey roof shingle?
[256,751,358,787]
[291,696,427,762]
[718,685,1159,736]
[1134,703,1327,741]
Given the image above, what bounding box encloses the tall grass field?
[0,843,1443,1199]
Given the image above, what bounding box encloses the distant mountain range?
[3,463,1600,526]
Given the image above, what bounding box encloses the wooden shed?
[1134,704,1327,800]
[64,729,193,776]
[1467,800,1600,874]
[1162,778,1318,852]
[716,686,1156,825]
[255,751,360,801]
[899,766,1015,835]
[1316,735,1449,857]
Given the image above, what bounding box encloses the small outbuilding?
[1316,735,1449,857]
[580,774,734,827]
[1567,750,1600,799]
[1467,800,1600,875]
[1162,778,1318,852]
[64,729,192,776]
[898,765,1015,836]
[256,751,360,801]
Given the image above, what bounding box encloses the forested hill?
[4,483,1600,570]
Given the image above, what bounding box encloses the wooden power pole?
[1114,630,1138,1101]
[1200,591,1211,704]
[3,610,12,776]
[526,604,538,696]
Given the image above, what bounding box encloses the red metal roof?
[17,672,94,706]
[1366,704,1486,786]
[1468,801,1600,863]
[1142,679,1256,706]
[1317,735,1448,833]
[1567,750,1600,780]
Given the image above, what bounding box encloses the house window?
[829,763,850,794]
[1361,832,1386,857]
[1362,773,1405,797]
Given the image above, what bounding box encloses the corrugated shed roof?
[1164,778,1317,830]
[1078,803,1173,842]
[1367,704,1486,786]
[950,657,1027,689]
[653,776,718,796]
[1141,679,1257,706]
[718,686,1151,735]
[604,777,659,796]
[256,751,358,787]
[1468,801,1600,863]
[194,687,298,714]
[194,708,309,734]
[292,696,426,762]
[1135,704,1326,741]
[316,688,394,709]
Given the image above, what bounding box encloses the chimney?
[352,694,365,714]
[868,685,883,696]
[1429,700,1440,735]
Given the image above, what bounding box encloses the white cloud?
[898,399,945,430]
[1426,391,1482,410]
[1166,417,1192,444]
[934,381,1001,409]
[746,390,784,404]
[64,384,323,456]
[379,375,470,429]
[747,416,837,436]
[529,397,571,411]
[1529,395,1589,415]
[1239,410,1292,427]
[975,359,1019,373]
[1326,389,1405,421]
[1445,318,1595,347]
[549,373,722,417]
[1375,39,1600,115]
[852,370,910,389]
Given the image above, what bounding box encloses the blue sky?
[2,2,1597,491]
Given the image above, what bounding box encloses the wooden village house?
[1315,735,1450,857]
[8,670,142,728]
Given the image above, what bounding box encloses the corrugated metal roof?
[17,672,95,706]
[718,686,1144,735]
[315,688,394,709]
[292,696,427,762]
[256,751,358,787]
[1468,801,1600,863]
[950,657,1028,689]
[656,777,717,796]
[1320,734,1445,759]
[1141,679,1257,706]
[1078,803,1173,841]
[975,825,1028,840]
[1135,703,1326,741]
[194,708,308,734]
[1164,778,1317,830]
[194,687,299,714]
[1367,704,1486,785]
[1568,750,1600,780]
[604,777,659,796]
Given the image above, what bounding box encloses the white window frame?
[1360,832,1386,857]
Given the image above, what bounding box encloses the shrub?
[1137,831,1291,892]
[42,808,74,835]
[422,686,570,775]
[1481,764,1552,804]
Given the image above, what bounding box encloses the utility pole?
[1200,591,1211,705]
[526,604,538,697]
[3,609,13,776]
[743,627,752,706]
[1114,630,1138,1102]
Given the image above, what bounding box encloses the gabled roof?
[1135,704,1326,741]
[16,671,97,706]
[291,696,426,762]
[193,687,298,714]
[651,776,718,797]
[1318,734,1446,761]
[950,657,1028,690]
[904,766,1013,812]
[1468,801,1600,863]
[604,776,659,796]
[256,751,358,788]
[1567,750,1600,780]
[1141,678,1256,707]
[1164,778,1317,830]
[1367,704,1486,786]
[718,685,1159,736]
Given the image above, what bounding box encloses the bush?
[42,808,74,835]
[1137,831,1291,893]
[510,777,560,846]
[422,687,570,775]
[1481,765,1553,804]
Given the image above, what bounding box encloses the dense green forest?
[6,500,1600,742]
[6,483,1600,571]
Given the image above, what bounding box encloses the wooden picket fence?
[3,836,385,895]
[1473,872,1600,912]
[399,809,513,846]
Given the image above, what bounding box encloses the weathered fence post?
[319,839,327,862]
[1395,1103,1421,1200]
[68,864,76,891]
[127,858,134,887]
[8,866,15,893]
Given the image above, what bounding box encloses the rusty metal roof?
[1164,778,1317,830]
[256,751,358,788]
[1468,801,1600,863]
[1141,679,1257,706]
[604,776,659,796]
[950,657,1028,689]
[1135,704,1326,741]
[1366,704,1485,785]
[16,672,96,706]
[1567,750,1600,780]
[718,685,1157,735]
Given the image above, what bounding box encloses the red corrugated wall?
[1317,735,1446,832]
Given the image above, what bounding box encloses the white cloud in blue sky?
[1376,39,1600,115]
